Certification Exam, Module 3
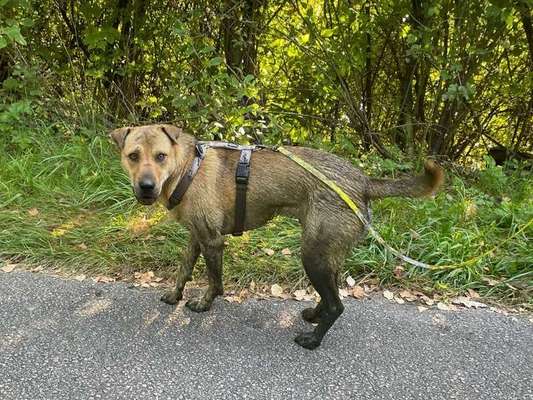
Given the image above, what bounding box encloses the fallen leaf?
[249,280,256,291]
[293,289,307,301]
[421,295,434,306]
[398,289,417,301]
[93,275,115,283]
[339,288,349,298]
[351,285,366,299]
[77,243,88,250]
[482,277,500,286]
[271,284,283,297]
[156,236,166,241]
[263,248,275,256]
[1,263,16,273]
[346,276,356,287]
[281,248,292,256]
[31,266,44,273]
[393,265,405,278]
[383,290,394,300]
[224,295,242,303]
[451,296,487,309]
[135,271,155,284]
[74,274,86,282]
[436,302,457,311]
[417,305,428,312]
[432,314,447,327]
[394,297,405,304]
[28,208,39,216]
[467,288,480,299]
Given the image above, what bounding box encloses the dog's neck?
[161,133,198,208]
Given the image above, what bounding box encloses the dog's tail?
[366,160,444,200]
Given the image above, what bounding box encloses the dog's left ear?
[109,127,131,149]
[160,125,181,145]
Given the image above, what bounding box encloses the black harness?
[166,141,264,236]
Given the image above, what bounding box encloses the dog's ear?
[109,127,132,149]
[160,125,181,145]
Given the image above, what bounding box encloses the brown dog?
[110,124,444,349]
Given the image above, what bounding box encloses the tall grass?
[0,118,531,305]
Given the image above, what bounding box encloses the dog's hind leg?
[295,209,356,349]
[185,236,224,312]
[161,237,201,305]
[295,242,344,350]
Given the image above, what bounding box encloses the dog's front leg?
[185,236,224,312]
[161,237,201,305]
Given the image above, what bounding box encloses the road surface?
[0,271,531,399]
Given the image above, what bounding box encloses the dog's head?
[110,124,183,205]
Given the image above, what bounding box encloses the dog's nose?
[139,179,155,191]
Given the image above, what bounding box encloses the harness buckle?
[235,162,250,184]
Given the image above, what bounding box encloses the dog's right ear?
[160,125,181,145]
[109,127,131,149]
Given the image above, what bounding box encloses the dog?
[110,124,444,349]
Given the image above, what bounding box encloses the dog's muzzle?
[134,177,159,205]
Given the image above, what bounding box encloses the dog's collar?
[166,143,207,210]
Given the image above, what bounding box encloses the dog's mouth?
[136,195,158,205]
[133,187,159,205]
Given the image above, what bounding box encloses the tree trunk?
[395,0,424,156]
[362,0,372,151]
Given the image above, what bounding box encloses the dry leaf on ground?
[293,289,307,301]
[452,296,487,309]
[421,295,435,306]
[224,295,243,303]
[77,243,88,250]
[398,289,417,301]
[394,297,405,304]
[436,302,457,311]
[339,288,349,298]
[351,285,366,299]
[482,277,500,286]
[1,263,16,273]
[281,248,292,256]
[263,248,275,256]
[346,276,356,287]
[467,288,480,299]
[74,274,86,282]
[28,208,39,216]
[271,284,283,297]
[417,305,428,312]
[135,271,155,284]
[393,265,405,278]
[383,290,394,300]
[93,276,115,283]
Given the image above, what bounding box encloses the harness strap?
[233,149,252,236]
[167,143,207,210]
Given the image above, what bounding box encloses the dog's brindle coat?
[110,124,444,349]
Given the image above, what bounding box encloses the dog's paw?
[160,290,181,305]
[185,297,212,313]
[294,332,321,350]
[301,307,321,324]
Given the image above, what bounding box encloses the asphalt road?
[0,271,531,400]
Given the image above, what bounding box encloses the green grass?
[0,121,531,306]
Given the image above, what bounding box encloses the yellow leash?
[276,146,532,271]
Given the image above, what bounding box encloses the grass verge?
[0,123,531,307]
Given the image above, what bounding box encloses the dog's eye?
[156,153,167,162]
[128,153,139,162]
